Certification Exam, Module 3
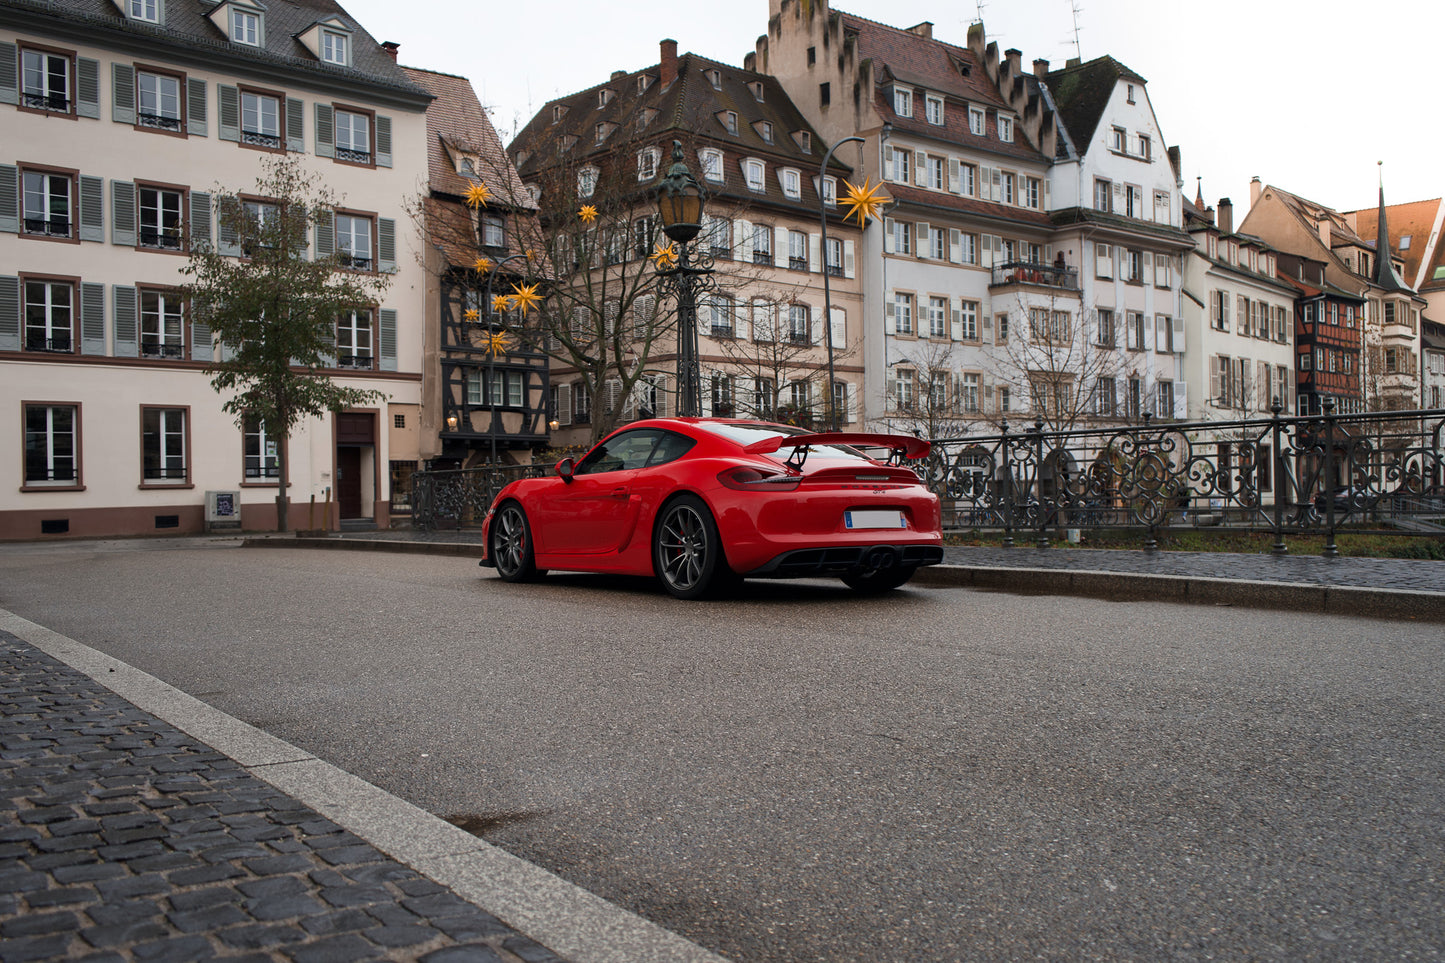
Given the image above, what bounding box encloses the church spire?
[1373,162,1410,292]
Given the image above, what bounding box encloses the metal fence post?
[1033,420,1049,550]
[1322,397,1339,558]
[1000,420,1014,548]
[1270,399,1288,555]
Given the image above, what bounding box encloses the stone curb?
[0,606,731,963]
[910,565,1445,622]
[246,536,1445,623]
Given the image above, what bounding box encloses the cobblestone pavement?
[0,629,570,963]
[327,528,1445,594]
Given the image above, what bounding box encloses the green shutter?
[112,63,135,124]
[0,165,18,233]
[0,43,16,106]
[186,77,207,136]
[111,180,136,246]
[375,115,392,168]
[81,282,106,355]
[377,217,395,273]
[218,84,239,141]
[315,103,334,158]
[79,175,104,242]
[285,97,304,152]
[378,308,397,371]
[0,275,19,351]
[113,285,138,357]
[76,58,100,118]
[189,190,211,248]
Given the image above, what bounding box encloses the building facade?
[1,0,431,539]
[508,39,865,446]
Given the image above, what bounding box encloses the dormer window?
[552,104,567,123]
[637,147,660,181]
[637,74,653,95]
[699,148,724,183]
[744,159,765,193]
[1127,83,1136,104]
[925,94,944,125]
[793,130,812,153]
[595,123,608,144]
[997,115,1013,142]
[230,7,260,45]
[705,68,721,89]
[127,0,160,23]
[321,28,349,65]
[598,89,614,109]
[719,110,738,135]
[750,81,765,102]
[969,107,984,136]
[780,168,801,200]
[893,86,912,117]
[636,107,657,130]
[755,120,774,144]
[560,134,577,153]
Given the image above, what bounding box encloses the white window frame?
[320,28,349,66]
[24,404,79,486]
[997,116,1013,142]
[745,159,765,193]
[700,148,724,183]
[781,168,801,199]
[230,7,260,45]
[637,148,659,181]
[140,290,185,358]
[141,407,188,483]
[894,86,912,117]
[925,94,944,125]
[968,107,984,136]
[334,109,372,162]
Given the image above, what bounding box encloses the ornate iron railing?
[917,402,1445,555]
[411,463,551,531]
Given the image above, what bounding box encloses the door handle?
[611,487,628,497]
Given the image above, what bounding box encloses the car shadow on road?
[480,571,929,606]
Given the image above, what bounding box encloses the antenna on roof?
[974,0,986,23]
[1069,0,1084,61]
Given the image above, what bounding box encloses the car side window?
[644,431,696,467]
[575,429,664,475]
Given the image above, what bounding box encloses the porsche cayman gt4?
[480,418,943,599]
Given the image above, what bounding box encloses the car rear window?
[697,422,875,463]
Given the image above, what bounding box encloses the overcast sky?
[347,0,1442,220]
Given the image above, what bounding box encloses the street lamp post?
[655,141,712,417]
[819,135,863,431]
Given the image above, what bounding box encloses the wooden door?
[338,447,362,518]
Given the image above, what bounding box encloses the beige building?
[1,0,431,539]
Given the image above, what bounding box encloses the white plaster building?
[1,0,431,539]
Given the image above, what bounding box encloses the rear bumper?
[745,543,944,578]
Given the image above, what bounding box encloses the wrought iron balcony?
[23,217,71,238]
[138,112,183,132]
[22,92,70,112]
[989,260,1079,291]
[241,129,282,149]
[139,228,183,250]
[25,335,72,353]
[140,342,184,359]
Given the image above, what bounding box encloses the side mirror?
[556,456,575,484]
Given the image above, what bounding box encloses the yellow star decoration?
[472,256,492,273]
[578,205,598,223]
[509,282,542,316]
[485,331,511,355]
[840,177,886,228]
[464,183,492,209]
[649,242,679,270]
[492,294,512,312]
[463,308,481,323]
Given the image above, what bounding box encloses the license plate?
[844,510,905,530]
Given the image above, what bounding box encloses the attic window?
[705,68,721,89]
[637,74,653,95]
[552,104,566,123]
[127,0,160,23]
[1127,84,1135,104]
[458,156,477,176]
[794,130,811,153]
[320,28,349,66]
[636,108,657,130]
[893,87,912,118]
[1400,235,1412,250]
[756,120,774,143]
[560,134,578,153]
[750,81,765,102]
[720,110,738,135]
[598,89,613,108]
[230,7,260,44]
[595,122,611,144]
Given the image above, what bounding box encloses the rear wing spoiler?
[743,432,930,460]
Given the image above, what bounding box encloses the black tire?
[490,501,542,582]
[842,564,918,593]
[653,495,724,600]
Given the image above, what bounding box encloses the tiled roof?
[508,50,851,219]
[1266,185,1369,248]
[1345,197,1443,290]
[1043,56,1146,158]
[2,0,430,102]
[836,10,1047,165]
[885,183,1053,229]
[401,67,533,211]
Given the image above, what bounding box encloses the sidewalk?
[260,529,1445,622]
[0,610,728,963]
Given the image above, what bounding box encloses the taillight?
[718,466,801,491]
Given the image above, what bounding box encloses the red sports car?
[479,418,943,599]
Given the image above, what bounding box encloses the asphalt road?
[3,537,1442,963]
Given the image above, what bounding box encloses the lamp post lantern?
[655,140,712,417]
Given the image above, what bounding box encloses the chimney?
[380,41,399,61]
[1166,145,1181,181]
[1066,56,1081,69]
[906,21,933,39]
[1250,176,1262,206]
[1218,197,1233,235]
[610,70,626,82]
[660,39,678,87]
[1033,58,1050,77]
[1004,48,1022,75]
